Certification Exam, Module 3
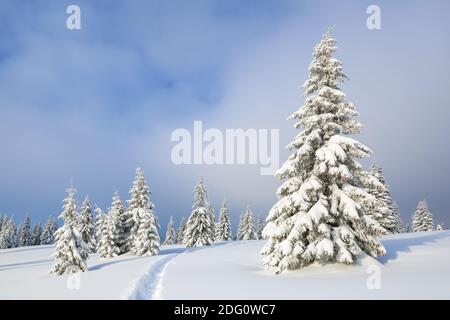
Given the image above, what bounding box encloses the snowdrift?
[0,231,449,299]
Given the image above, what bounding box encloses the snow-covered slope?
[1,231,449,299]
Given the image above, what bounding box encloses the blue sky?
[1,0,449,231]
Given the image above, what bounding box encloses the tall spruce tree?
[215,200,232,241]
[184,178,213,247]
[240,207,257,241]
[50,187,89,275]
[411,200,435,232]
[261,30,386,274]
[163,216,176,245]
[41,216,58,245]
[78,196,97,252]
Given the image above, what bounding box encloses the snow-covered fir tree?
[256,214,266,240]
[31,223,42,246]
[436,224,443,231]
[78,196,97,253]
[391,202,405,233]
[41,216,58,245]
[0,216,17,249]
[176,216,186,245]
[95,207,107,249]
[368,163,400,234]
[0,215,6,232]
[184,178,214,247]
[49,187,89,275]
[236,212,244,241]
[240,207,257,241]
[207,202,216,240]
[123,167,148,252]
[133,205,160,256]
[110,192,126,252]
[163,216,176,245]
[215,200,232,241]
[14,223,21,247]
[20,214,32,247]
[411,200,435,232]
[124,167,160,256]
[261,30,386,273]
[97,192,125,258]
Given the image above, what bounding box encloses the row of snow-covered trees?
[0,214,58,249]
[50,168,160,275]
[173,178,266,247]
[49,168,265,275]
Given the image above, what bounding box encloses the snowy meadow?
[1,8,449,300]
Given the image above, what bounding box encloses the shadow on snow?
[378,231,450,264]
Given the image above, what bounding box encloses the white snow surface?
[1,231,449,299]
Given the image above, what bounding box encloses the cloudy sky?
[1,0,449,231]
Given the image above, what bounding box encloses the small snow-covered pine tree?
[127,171,161,256]
[236,212,244,241]
[0,216,17,249]
[411,200,435,232]
[391,202,405,233]
[163,216,176,245]
[261,30,386,273]
[50,187,89,275]
[184,178,213,247]
[31,223,42,245]
[0,215,6,232]
[436,224,443,231]
[207,202,216,240]
[41,216,58,245]
[95,207,107,249]
[240,207,257,241]
[0,215,4,229]
[215,200,232,241]
[78,196,97,253]
[133,206,160,256]
[124,167,160,254]
[368,163,399,234]
[111,192,126,253]
[20,214,32,247]
[176,216,186,244]
[97,192,125,258]
[256,215,266,240]
[14,223,21,247]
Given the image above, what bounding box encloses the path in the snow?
[125,248,187,300]
[126,242,236,300]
